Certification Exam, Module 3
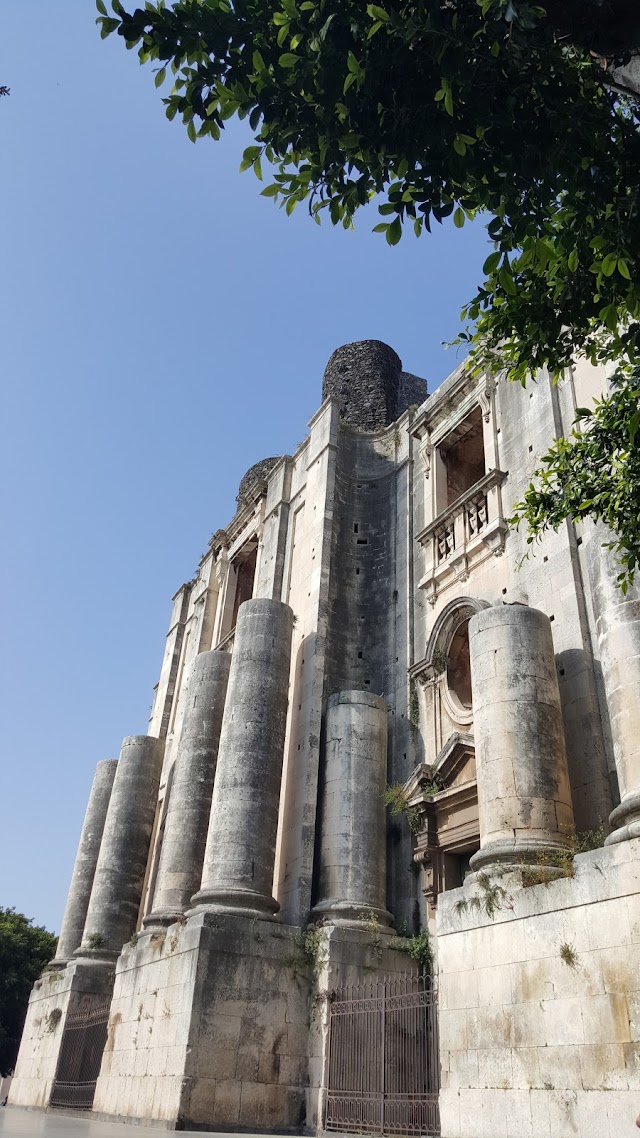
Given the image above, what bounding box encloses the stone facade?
[10,340,640,1136]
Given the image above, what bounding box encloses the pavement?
[0,1108,286,1138]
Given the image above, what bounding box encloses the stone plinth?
[469,604,575,872]
[92,912,311,1131]
[312,690,392,927]
[145,651,231,926]
[192,598,294,919]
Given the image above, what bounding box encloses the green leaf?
[155,67,166,88]
[278,53,298,68]
[261,183,280,197]
[618,259,631,280]
[483,251,501,276]
[367,4,389,20]
[386,217,402,245]
[602,253,617,277]
[240,145,262,171]
[253,156,263,180]
[568,247,579,272]
[453,207,465,228]
[347,51,361,75]
[630,410,640,446]
[96,0,107,13]
[343,72,357,94]
[187,120,197,143]
[252,50,266,72]
[453,136,466,156]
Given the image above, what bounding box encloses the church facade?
[10,341,640,1137]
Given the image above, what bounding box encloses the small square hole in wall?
[559,667,565,676]
[356,568,360,575]
[530,392,534,399]
[357,538,368,545]
[365,679,371,685]
[497,427,501,434]
[502,587,507,595]
[529,445,533,453]
[577,536,583,546]
[543,555,548,563]
[549,614,555,622]
[354,524,359,534]
[358,652,363,659]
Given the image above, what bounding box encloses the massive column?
[144,650,231,926]
[587,525,640,843]
[469,605,575,872]
[191,598,293,919]
[49,759,118,966]
[312,691,392,927]
[76,735,164,959]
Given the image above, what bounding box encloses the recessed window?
[438,406,486,506]
[447,618,472,711]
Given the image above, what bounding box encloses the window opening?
[447,618,472,711]
[438,405,486,506]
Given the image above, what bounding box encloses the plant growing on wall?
[383,784,420,835]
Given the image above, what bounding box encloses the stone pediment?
[404,732,475,803]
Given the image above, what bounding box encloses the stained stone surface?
[192,598,294,918]
[145,650,231,925]
[51,759,117,964]
[77,736,164,958]
[469,603,575,871]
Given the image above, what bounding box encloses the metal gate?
[50,996,110,1109]
[325,973,440,1136]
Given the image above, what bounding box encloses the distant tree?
[0,908,57,1076]
[99,0,640,583]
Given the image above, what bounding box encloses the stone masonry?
[10,341,640,1137]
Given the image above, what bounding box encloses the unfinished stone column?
[587,525,640,843]
[49,759,117,966]
[312,691,392,927]
[191,598,293,919]
[469,605,575,872]
[76,735,164,959]
[144,651,231,926]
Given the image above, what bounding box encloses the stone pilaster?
[76,735,164,960]
[191,598,294,919]
[49,759,117,966]
[144,651,231,926]
[312,690,392,927]
[469,604,575,872]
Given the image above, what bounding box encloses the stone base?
[437,836,640,1138]
[93,912,311,1131]
[9,959,114,1110]
[306,923,421,1133]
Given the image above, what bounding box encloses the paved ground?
[0,1108,284,1138]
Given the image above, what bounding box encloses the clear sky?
[0,2,491,934]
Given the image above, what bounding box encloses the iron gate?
[50,996,110,1109]
[325,973,440,1136]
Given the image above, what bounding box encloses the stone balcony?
[416,468,508,604]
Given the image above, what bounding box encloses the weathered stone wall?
[322,340,427,430]
[437,838,640,1138]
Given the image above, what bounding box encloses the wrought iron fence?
[325,973,440,1136]
[50,996,110,1109]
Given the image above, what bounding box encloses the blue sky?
[0,2,490,934]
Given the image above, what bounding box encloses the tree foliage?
[0,908,57,1076]
[99,0,640,577]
